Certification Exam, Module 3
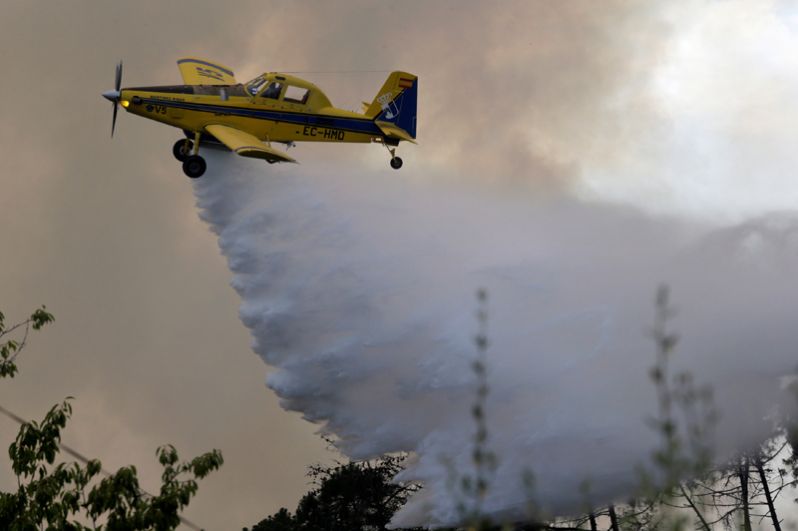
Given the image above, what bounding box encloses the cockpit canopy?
[245,73,330,107]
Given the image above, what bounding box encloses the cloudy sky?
[3,1,798,529]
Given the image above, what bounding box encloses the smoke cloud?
[192,152,798,527]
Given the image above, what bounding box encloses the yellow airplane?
[102,59,417,178]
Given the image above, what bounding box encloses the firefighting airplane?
[102,58,418,178]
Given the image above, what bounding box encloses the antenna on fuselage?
[273,70,393,74]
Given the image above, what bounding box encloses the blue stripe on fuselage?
[139,98,383,136]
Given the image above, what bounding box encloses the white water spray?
[193,152,798,527]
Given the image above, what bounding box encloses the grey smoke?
[192,152,798,527]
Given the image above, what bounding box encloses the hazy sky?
[3,1,798,529]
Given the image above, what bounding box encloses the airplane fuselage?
[120,84,388,147]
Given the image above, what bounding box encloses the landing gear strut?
[384,144,403,170]
[177,132,206,178]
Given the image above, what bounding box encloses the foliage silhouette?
[0,307,223,530]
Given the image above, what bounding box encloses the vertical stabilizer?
[364,71,417,139]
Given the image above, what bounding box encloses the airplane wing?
[205,124,297,164]
[177,57,237,85]
[375,120,417,144]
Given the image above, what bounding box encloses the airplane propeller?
[102,61,123,137]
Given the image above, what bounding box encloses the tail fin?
[364,71,417,139]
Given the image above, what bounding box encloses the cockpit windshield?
[246,75,268,96]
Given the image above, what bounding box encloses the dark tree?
[250,507,295,531]
[252,455,422,531]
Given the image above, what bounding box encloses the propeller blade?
[108,61,123,138]
[111,101,118,138]
[115,61,123,92]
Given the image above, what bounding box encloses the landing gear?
[177,132,206,178]
[173,139,193,161]
[383,143,404,170]
[182,155,206,178]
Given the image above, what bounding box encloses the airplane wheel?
[390,156,403,170]
[183,155,206,179]
[173,139,193,161]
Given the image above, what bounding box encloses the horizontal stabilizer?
[205,124,297,164]
[375,121,417,143]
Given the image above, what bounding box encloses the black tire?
[182,155,206,178]
[390,156,403,170]
[173,139,193,162]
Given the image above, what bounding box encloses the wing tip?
[177,57,236,78]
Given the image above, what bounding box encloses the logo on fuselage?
[145,104,167,115]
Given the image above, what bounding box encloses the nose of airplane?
[102,89,120,103]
